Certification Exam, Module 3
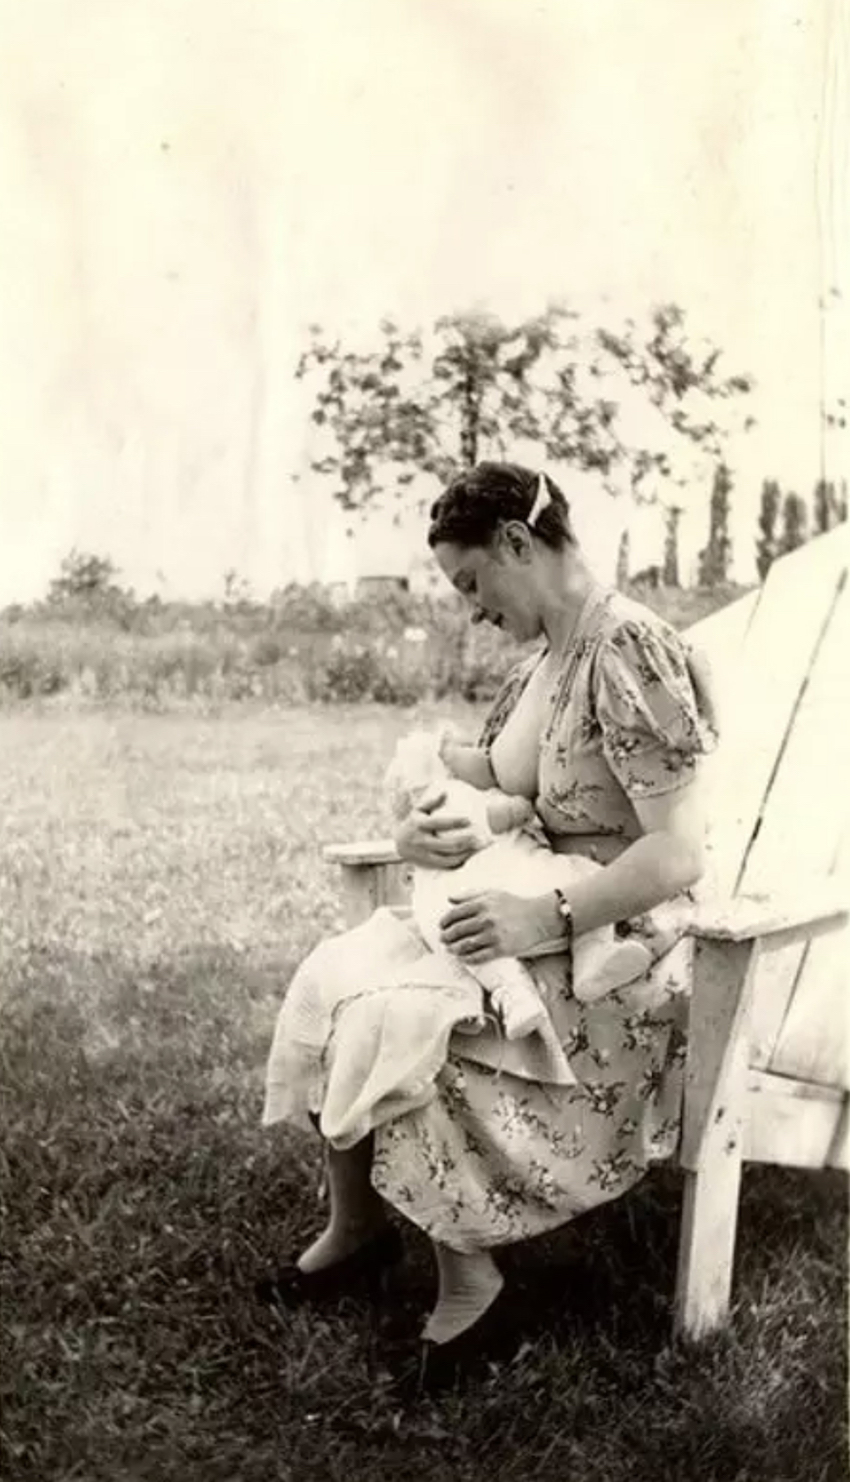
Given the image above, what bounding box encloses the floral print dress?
[265,586,717,1252]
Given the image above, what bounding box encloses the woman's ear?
[498,520,534,562]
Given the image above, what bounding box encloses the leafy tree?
[697,461,733,586]
[46,550,135,628]
[48,550,122,603]
[298,303,754,516]
[755,479,781,581]
[778,493,808,556]
[595,303,754,496]
[299,308,618,511]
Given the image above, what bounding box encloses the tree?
[778,493,808,556]
[48,550,122,603]
[615,529,630,588]
[45,549,134,627]
[298,308,620,511]
[813,478,847,534]
[755,479,781,581]
[298,302,754,517]
[663,505,683,587]
[594,303,754,497]
[697,461,733,586]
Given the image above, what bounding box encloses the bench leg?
[674,936,759,1339]
[675,1154,744,1340]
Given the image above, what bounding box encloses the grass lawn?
[0,705,846,1482]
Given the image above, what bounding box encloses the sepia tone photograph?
[1,2,847,1479]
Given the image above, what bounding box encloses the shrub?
[0,638,66,700]
[269,583,344,632]
[249,633,286,668]
[0,579,753,711]
[309,640,385,703]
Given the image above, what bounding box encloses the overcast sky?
[0,0,847,598]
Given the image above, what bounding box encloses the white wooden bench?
[324,527,849,1340]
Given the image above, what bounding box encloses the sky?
[0,0,847,600]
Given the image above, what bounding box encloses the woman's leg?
[297,1135,390,1273]
[423,1241,504,1344]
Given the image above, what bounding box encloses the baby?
[386,726,654,1037]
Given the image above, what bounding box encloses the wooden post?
[674,935,760,1339]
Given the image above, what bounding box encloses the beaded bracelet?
[553,887,575,983]
[553,887,574,945]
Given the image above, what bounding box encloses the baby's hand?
[395,790,478,870]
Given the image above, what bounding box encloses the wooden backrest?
[687,527,849,1090]
[691,529,848,896]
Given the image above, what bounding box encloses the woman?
[262,461,716,1360]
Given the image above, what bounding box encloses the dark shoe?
[255,1225,403,1310]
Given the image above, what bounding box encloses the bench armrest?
[323,838,401,867]
[689,887,848,944]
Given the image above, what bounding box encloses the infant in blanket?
[385,726,654,1036]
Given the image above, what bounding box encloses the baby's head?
[385,727,533,843]
[384,728,449,821]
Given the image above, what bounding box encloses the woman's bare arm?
[549,783,706,938]
[440,738,496,790]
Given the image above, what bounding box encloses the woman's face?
[433,533,542,642]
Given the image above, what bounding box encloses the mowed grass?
[0,706,846,1482]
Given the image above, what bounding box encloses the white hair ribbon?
[527,473,551,528]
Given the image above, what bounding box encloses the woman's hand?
[439,889,562,964]
[395,791,478,870]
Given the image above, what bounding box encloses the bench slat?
[323,839,401,867]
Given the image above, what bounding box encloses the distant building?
[326,581,351,608]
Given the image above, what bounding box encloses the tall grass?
[0,707,846,1482]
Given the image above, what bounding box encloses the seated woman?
[261,460,717,1364]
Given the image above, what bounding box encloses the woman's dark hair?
[427,462,576,552]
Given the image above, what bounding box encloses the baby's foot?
[573,941,653,1004]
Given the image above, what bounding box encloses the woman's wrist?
[521,890,571,957]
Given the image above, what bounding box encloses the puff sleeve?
[593,619,718,800]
